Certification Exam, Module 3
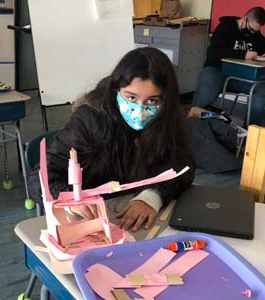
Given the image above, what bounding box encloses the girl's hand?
[116,200,157,232]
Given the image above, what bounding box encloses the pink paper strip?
[68,160,82,184]
[85,264,123,300]
[39,139,53,201]
[133,248,176,273]
[115,248,175,288]
[134,250,209,299]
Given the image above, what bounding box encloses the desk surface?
[0,90,30,104]
[15,202,265,300]
[222,58,265,68]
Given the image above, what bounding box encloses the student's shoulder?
[72,104,105,122]
[215,18,238,32]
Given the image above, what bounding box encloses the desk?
[221,58,265,126]
[0,90,30,104]
[15,202,265,299]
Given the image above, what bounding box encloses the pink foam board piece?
[85,264,123,300]
[135,250,209,299]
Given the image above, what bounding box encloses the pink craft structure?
[38,138,189,266]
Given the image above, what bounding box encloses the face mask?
[117,92,159,130]
[241,27,252,38]
[241,19,258,38]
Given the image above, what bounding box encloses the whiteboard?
[28,0,134,106]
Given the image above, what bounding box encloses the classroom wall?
[211,0,265,34]
[0,13,15,88]
[180,0,212,19]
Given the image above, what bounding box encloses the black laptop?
[169,185,255,239]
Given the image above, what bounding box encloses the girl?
[29,47,195,232]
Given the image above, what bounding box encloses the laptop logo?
[206,202,220,209]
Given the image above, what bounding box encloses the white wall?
[0,13,15,88]
[180,0,213,19]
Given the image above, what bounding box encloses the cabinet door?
[133,0,161,18]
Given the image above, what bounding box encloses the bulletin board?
[28,0,134,106]
[211,0,265,35]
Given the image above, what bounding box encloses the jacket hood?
[219,16,240,23]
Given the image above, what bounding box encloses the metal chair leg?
[24,272,37,298]
[229,95,239,115]
[36,202,43,217]
[1,126,14,190]
[12,124,30,199]
[246,83,258,128]
[11,123,35,210]
[40,285,51,300]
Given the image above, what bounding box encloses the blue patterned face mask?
[117,92,159,130]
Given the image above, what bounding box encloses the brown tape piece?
[109,181,121,193]
[127,274,148,286]
[166,273,184,285]
[111,289,133,300]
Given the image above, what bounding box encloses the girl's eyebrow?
[124,90,162,98]
[124,90,138,96]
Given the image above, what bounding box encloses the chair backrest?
[25,130,58,170]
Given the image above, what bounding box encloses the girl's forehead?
[122,78,162,96]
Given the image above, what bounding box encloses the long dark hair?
[74,47,193,181]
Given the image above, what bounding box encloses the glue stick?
[168,240,205,252]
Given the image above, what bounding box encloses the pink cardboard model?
[38,138,189,265]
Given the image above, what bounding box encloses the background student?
[192,6,265,125]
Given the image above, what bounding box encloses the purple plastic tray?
[73,233,265,300]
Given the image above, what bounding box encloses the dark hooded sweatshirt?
[205,16,265,68]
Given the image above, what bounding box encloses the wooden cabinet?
[133,0,162,18]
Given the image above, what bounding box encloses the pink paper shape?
[115,248,175,288]
[39,138,189,267]
[85,264,123,300]
[135,250,209,299]
[57,218,103,246]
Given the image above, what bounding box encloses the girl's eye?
[147,98,159,105]
[127,95,137,102]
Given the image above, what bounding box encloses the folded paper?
[39,138,189,273]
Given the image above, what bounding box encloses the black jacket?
[205,16,265,68]
[28,105,195,205]
[188,118,241,173]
